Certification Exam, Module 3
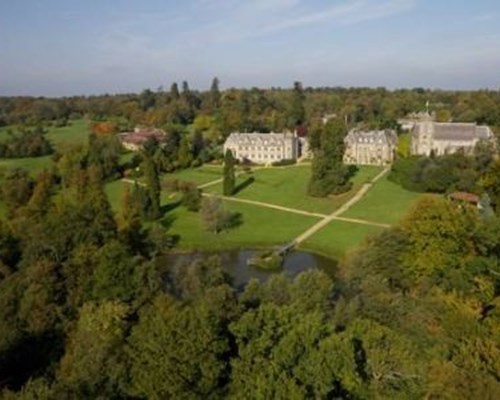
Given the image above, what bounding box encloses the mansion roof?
[345,129,397,146]
[417,122,493,142]
[225,132,295,147]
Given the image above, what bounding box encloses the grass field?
[105,179,318,251]
[206,165,383,214]
[161,165,224,187]
[45,120,90,148]
[168,201,319,251]
[341,176,422,224]
[300,220,385,259]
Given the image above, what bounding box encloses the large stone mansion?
[223,132,309,164]
[343,129,398,166]
[411,120,494,156]
[344,114,495,165]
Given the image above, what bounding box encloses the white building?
[223,132,299,164]
[411,121,494,156]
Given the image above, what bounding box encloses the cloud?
[187,0,418,42]
[247,0,417,34]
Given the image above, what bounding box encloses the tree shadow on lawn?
[158,213,177,230]
[233,177,255,195]
[224,211,243,230]
[161,199,182,215]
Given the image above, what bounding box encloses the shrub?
[271,159,296,167]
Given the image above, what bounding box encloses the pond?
[166,249,338,289]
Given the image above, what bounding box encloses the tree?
[177,136,193,168]
[118,184,147,253]
[127,293,231,399]
[0,168,34,214]
[24,170,55,219]
[142,157,161,220]
[289,81,306,127]
[308,120,351,197]
[0,221,20,272]
[90,240,140,303]
[181,184,202,212]
[223,149,236,196]
[192,130,205,159]
[170,82,180,101]
[57,301,129,398]
[87,133,122,180]
[204,77,221,112]
[139,89,156,111]
[400,195,478,282]
[84,176,118,240]
[200,197,227,234]
[480,158,500,212]
[0,127,53,158]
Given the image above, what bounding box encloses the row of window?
[357,138,385,144]
[238,146,281,151]
[238,153,280,160]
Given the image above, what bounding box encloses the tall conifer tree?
[223,149,236,196]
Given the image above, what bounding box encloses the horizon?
[1,0,500,96]
[1,84,500,100]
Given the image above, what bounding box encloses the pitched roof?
[345,129,397,146]
[433,123,486,141]
[118,127,166,145]
[225,132,294,147]
[415,122,493,142]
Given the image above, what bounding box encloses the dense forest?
[1,158,500,398]
[1,82,500,398]
[1,81,500,135]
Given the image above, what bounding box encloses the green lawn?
[104,180,127,214]
[206,165,383,214]
[300,220,385,259]
[161,165,224,186]
[168,201,319,251]
[45,119,90,148]
[105,179,319,251]
[341,176,422,224]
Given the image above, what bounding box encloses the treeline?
[0,127,53,158]
[2,82,500,136]
[389,141,500,210]
[1,164,500,398]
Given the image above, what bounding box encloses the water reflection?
[166,249,338,289]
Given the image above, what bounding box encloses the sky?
[1,0,500,96]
